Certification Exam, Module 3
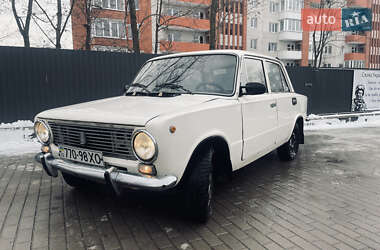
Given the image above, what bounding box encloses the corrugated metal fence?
[0,46,358,122]
[287,67,354,115]
[0,46,156,123]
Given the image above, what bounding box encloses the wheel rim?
[207,173,213,216]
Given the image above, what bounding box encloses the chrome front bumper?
[35,153,177,193]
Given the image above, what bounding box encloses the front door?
[240,57,277,162]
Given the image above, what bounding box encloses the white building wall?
[247,0,349,68]
[246,0,303,66]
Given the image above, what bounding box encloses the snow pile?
[305,114,380,131]
[0,120,33,129]
[0,121,39,156]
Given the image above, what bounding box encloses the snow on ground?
[305,113,380,131]
[0,121,39,156]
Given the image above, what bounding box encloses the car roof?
[149,50,280,62]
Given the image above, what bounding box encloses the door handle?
[292,98,297,105]
[270,103,277,108]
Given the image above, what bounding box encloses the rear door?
[264,60,295,145]
[239,57,277,162]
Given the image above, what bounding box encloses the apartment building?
[301,0,376,68]
[247,0,380,69]
[71,0,246,53]
[246,0,304,66]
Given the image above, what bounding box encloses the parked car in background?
[34,50,307,222]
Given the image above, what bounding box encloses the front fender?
[145,99,242,184]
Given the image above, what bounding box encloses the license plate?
[58,145,104,167]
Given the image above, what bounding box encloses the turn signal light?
[41,145,50,153]
[138,164,157,176]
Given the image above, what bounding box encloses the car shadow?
[67,149,301,226]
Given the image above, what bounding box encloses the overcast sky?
[0,0,73,49]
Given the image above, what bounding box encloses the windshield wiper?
[125,83,151,94]
[154,83,193,94]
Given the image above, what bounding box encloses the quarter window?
[265,62,290,93]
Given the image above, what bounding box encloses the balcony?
[278,32,302,41]
[278,11,301,20]
[347,0,371,8]
[278,50,302,60]
[345,34,366,44]
[164,16,209,31]
[160,41,209,53]
[344,52,365,61]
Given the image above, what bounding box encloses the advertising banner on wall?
[352,70,380,111]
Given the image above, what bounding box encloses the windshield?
[126,54,237,96]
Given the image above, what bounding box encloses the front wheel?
[185,149,214,223]
[277,123,300,161]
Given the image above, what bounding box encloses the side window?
[243,58,267,92]
[265,62,289,93]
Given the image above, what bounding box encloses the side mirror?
[240,82,266,95]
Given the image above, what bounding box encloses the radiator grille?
[48,121,136,160]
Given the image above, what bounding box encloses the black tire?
[277,123,300,161]
[62,172,88,188]
[185,148,214,223]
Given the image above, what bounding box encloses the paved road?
[1,127,380,250]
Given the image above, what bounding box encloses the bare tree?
[127,0,140,53]
[209,0,218,49]
[33,0,76,49]
[70,0,103,50]
[11,0,33,47]
[309,0,349,68]
[133,0,195,54]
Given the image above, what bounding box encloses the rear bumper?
[35,153,177,192]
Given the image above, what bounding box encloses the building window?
[269,23,278,33]
[270,1,279,12]
[248,0,258,8]
[193,33,205,43]
[280,0,304,12]
[167,32,180,42]
[323,45,332,54]
[250,39,257,49]
[287,43,301,51]
[251,17,257,28]
[268,42,277,51]
[93,19,126,39]
[351,45,364,53]
[323,63,332,67]
[93,0,126,10]
[280,19,301,32]
[345,60,364,68]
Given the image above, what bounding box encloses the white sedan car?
[34,50,307,222]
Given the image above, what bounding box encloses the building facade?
[246,0,304,66]
[247,0,380,69]
[301,0,375,68]
[71,0,246,53]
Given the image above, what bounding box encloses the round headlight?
[34,120,51,144]
[132,131,157,162]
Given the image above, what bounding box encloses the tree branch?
[34,0,57,30]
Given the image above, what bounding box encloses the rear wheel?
[277,123,300,161]
[185,148,214,223]
[62,172,88,188]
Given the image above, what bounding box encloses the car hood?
[36,95,219,126]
